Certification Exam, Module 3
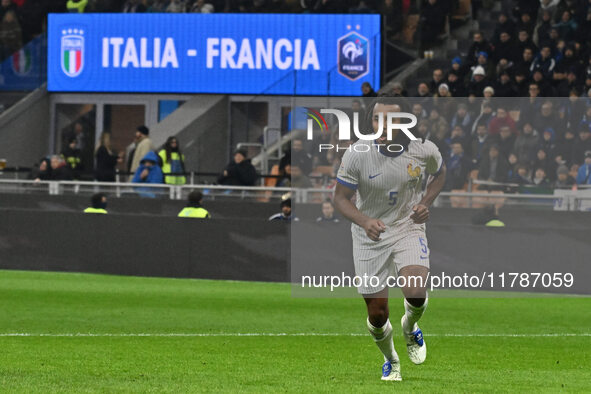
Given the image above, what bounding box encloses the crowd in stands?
[29,124,260,189]
[0,0,410,62]
[344,0,591,191]
[294,95,591,193]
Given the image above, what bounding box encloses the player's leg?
[394,232,431,365]
[354,243,402,381]
[363,289,401,381]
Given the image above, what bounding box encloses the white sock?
[403,296,428,334]
[367,318,399,363]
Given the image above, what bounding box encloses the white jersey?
[336,139,443,229]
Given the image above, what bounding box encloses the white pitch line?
[0,333,590,338]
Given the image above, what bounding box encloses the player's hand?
[410,204,429,224]
[362,218,386,241]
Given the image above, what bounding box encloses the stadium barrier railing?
[1,179,591,210]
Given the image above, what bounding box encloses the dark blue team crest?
[337,32,369,81]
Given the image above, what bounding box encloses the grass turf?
[0,270,589,393]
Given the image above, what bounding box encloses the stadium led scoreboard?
[47,13,381,95]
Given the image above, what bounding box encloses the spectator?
[450,56,466,79]
[30,157,51,181]
[576,150,591,184]
[131,151,163,184]
[509,163,532,184]
[218,149,257,186]
[316,199,339,222]
[467,31,494,66]
[269,198,297,221]
[0,0,16,20]
[506,152,519,177]
[361,82,377,97]
[495,126,516,158]
[470,123,492,165]
[478,145,509,183]
[444,142,470,191]
[84,193,108,214]
[468,66,489,96]
[415,82,431,99]
[166,0,187,12]
[554,11,577,41]
[290,165,312,189]
[532,69,555,96]
[555,129,576,166]
[450,103,473,131]
[291,138,313,175]
[436,83,451,98]
[535,9,553,45]
[557,68,581,96]
[471,102,494,134]
[488,107,517,135]
[494,71,518,97]
[532,167,551,186]
[129,125,155,174]
[554,164,575,188]
[513,121,539,164]
[493,12,516,43]
[123,0,147,12]
[430,68,444,93]
[530,45,556,79]
[190,0,214,12]
[61,137,83,179]
[349,0,375,13]
[483,86,494,99]
[446,70,467,97]
[66,0,88,13]
[178,190,211,218]
[95,132,121,182]
[573,127,591,164]
[517,28,536,55]
[158,136,186,185]
[533,148,556,181]
[514,69,530,96]
[351,99,366,123]
[419,0,446,49]
[539,128,557,155]
[49,155,73,180]
[516,47,535,77]
[0,10,22,60]
[390,81,407,97]
[493,31,520,65]
[411,103,427,122]
[516,12,535,37]
[64,122,86,151]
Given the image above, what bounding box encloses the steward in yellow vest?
[84,193,108,214]
[159,137,186,185]
[178,191,210,219]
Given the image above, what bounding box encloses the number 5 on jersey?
[388,191,398,206]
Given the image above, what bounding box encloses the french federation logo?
[338,31,369,81]
[61,28,84,77]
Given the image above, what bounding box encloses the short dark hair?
[188,191,203,206]
[91,193,106,208]
[137,125,149,135]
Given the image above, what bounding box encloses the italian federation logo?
[11,48,32,76]
[61,28,84,78]
[338,30,369,81]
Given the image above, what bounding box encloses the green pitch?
[0,270,589,393]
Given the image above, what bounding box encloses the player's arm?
[411,163,446,224]
[334,183,386,241]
